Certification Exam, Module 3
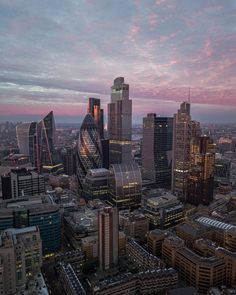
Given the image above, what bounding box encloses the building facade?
[77,114,103,189]
[88,97,104,139]
[142,114,173,188]
[108,77,132,164]
[109,162,142,209]
[98,206,118,270]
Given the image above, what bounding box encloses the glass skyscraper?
[108,77,132,164]
[142,114,173,188]
[77,113,102,189]
[88,97,104,139]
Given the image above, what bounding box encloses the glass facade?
[77,114,102,189]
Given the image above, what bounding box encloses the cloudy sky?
[0,0,235,123]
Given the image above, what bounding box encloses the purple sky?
[0,0,235,123]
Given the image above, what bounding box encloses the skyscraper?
[98,206,118,270]
[77,114,102,189]
[88,97,104,139]
[108,77,132,164]
[187,136,215,205]
[172,102,192,200]
[16,121,37,165]
[142,114,173,188]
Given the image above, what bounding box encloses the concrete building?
[119,210,148,242]
[142,114,173,188]
[93,269,178,295]
[81,235,98,259]
[0,226,42,295]
[108,77,132,164]
[147,229,169,257]
[98,207,118,270]
[126,238,161,270]
[109,162,142,209]
[142,192,184,229]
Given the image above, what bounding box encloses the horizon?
[0,0,235,123]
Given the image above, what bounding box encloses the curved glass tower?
[77,114,102,189]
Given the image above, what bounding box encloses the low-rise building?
[147,229,169,257]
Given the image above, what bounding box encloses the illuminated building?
[0,226,42,295]
[77,113,102,189]
[0,198,61,255]
[98,206,118,270]
[82,168,109,200]
[142,193,184,229]
[187,136,215,205]
[16,121,37,165]
[108,77,132,164]
[142,114,173,188]
[109,162,142,209]
[172,102,193,200]
[88,97,104,139]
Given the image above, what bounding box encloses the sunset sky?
[0,0,235,123]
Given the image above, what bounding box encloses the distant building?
[109,162,142,209]
[142,114,173,188]
[88,97,104,139]
[108,77,132,164]
[1,168,45,200]
[214,158,231,184]
[61,146,76,175]
[98,206,118,270]
[83,168,109,200]
[142,192,184,229]
[77,114,102,189]
[0,226,42,295]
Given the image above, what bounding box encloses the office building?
[142,192,184,229]
[1,168,45,200]
[147,229,169,257]
[16,121,37,165]
[0,197,61,255]
[142,114,173,188]
[98,206,118,270]
[187,136,215,205]
[119,210,148,242]
[108,77,132,164]
[101,138,110,168]
[88,97,104,139]
[77,113,102,189]
[83,168,109,200]
[172,102,193,200]
[61,146,76,175]
[109,162,142,209]
[0,226,42,295]
[214,158,231,184]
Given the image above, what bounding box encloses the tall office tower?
[88,97,104,139]
[108,77,132,164]
[61,146,76,175]
[142,114,173,188]
[0,226,42,295]
[77,114,102,189]
[187,136,215,205]
[109,162,142,209]
[172,102,192,200]
[98,206,118,270]
[16,121,37,165]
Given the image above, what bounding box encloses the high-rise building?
[0,226,42,295]
[61,146,76,175]
[108,77,132,164]
[109,162,142,209]
[142,114,173,188]
[16,121,37,165]
[77,114,102,189]
[187,136,215,205]
[98,206,118,270]
[172,102,193,200]
[88,97,104,139]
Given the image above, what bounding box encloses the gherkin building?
[77,114,102,189]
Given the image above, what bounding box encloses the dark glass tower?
[77,114,102,189]
[142,114,173,188]
[88,97,104,139]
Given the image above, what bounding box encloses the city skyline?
[0,0,235,123]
